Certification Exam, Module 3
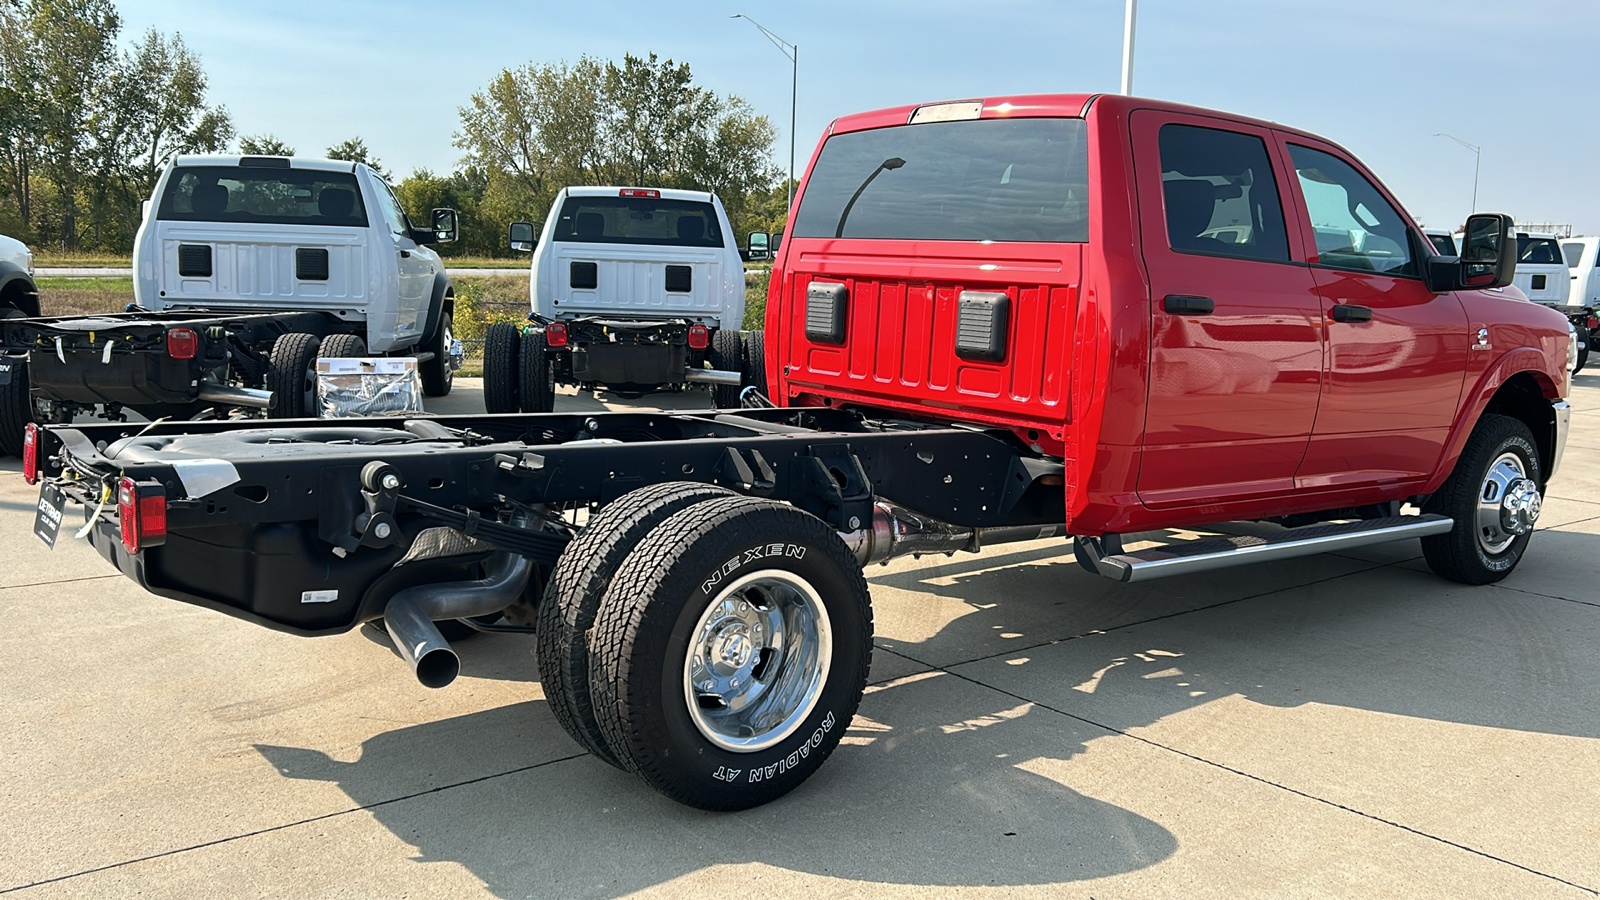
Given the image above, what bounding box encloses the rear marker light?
[118,477,167,554]
[546,322,569,348]
[22,423,38,485]
[619,189,660,198]
[167,328,199,359]
[687,324,710,350]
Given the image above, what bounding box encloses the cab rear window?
[157,167,368,227]
[552,197,724,248]
[790,117,1090,243]
[1516,236,1563,264]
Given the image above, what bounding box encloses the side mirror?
[1459,213,1517,289]
[745,231,770,261]
[431,208,458,244]
[509,221,536,253]
[770,230,784,253]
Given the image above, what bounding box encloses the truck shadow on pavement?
[252,528,1599,895]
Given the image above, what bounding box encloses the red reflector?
[619,189,660,198]
[118,476,167,554]
[167,328,199,359]
[545,322,568,348]
[1588,314,1598,330]
[22,423,38,485]
[687,324,710,350]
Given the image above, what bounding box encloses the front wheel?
[1421,414,1543,585]
[588,497,872,810]
[420,310,455,397]
[1574,342,1589,375]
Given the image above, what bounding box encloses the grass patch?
[744,268,769,330]
[32,251,131,268]
[36,276,135,316]
[439,256,529,269]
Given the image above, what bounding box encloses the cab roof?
[170,155,361,174]
[560,186,719,203]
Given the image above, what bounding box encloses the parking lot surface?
[4,377,1598,898]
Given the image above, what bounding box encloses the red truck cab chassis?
[768,93,1571,543]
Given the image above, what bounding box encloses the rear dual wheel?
[519,331,555,413]
[482,322,521,414]
[0,354,33,456]
[267,333,320,419]
[708,329,744,408]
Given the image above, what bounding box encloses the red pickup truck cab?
[766,93,1572,585]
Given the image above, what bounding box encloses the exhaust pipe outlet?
[197,382,276,410]
[840,499,1067,567]
[684,368,742,386]
[382,550,533,689]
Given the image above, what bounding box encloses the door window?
[1288,145,1415,276]
[372,181,411,238]
[1156,124,1290,263]
[1562,242,1584,268]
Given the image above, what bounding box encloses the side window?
[372,181,410,237]
[1288,145,1414,276]
[1157,124,1290,262]
[1562,242,1584,268]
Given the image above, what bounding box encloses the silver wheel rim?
[683,569,832,753]
[1476,451,1540,555]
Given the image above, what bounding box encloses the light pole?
[1120,0,1138,95]
[1434,133,1481,214]
[732,14,797,212]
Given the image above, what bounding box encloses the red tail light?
[688,324,710,350]
[545,322,568,348]
[1588,313,1598,330]
[619,189,660,198]
[118,477,167,553]
[167,328,199,359]
[22,423,38,485]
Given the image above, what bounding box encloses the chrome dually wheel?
[1476,451,1541,555]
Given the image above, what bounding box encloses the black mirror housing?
[745,231,770,261]
[431,208,459,244]
[1459,213,1517,289]
[509,221,536,252]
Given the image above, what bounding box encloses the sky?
[118,0,1600,235]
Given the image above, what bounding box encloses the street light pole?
[732,14,798,212]
[1434,133,1481,213]
[1120,0,1138,95]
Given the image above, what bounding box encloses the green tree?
[238,133,294,156]
[119,29,233,190]
[326,136,385,178]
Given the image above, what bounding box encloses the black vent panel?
[296,248,329,281]
[570,261,598,290]
[955,291,1010,362]
[177,244,212,277]
[1532,274,1547,291]
[805,282,848,344]
[665,265,692,293]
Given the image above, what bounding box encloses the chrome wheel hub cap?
[1477,453,1539,555]
[684,570,832,753]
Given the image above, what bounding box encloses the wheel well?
[1483,373,1556,480]
[0,277,40,317]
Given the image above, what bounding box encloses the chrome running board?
[1080,515,1454,583]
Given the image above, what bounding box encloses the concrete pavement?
[2,376,1598,897]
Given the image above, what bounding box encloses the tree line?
[0,0,784,256]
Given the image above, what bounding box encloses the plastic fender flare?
[1426,346,1561,494]
[420,273,454,343]
[0,263,39,317]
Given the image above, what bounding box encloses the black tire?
[708,328,744,408]
[420,308,454,397]
[1574,342,1588,375]
[482,322,521,414]
[267,333,321,419]
[518,331,555,413]
[318,333,367,359]
[588,497,873,810]
[0,355,32,457]
[740,330,766,401]
[536,482,737,769]
[1421,414,1543,585]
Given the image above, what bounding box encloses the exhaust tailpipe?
[197,383,276,410]
[839,499,1066,567]
[684,368,742,386]
[382,550,532,688]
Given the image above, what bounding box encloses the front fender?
[421,273,453,343]
[1425,346,1561,494]
[0,263,39,317]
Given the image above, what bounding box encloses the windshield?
[1516,236,1564,265]
[157,166,368,227]
[551,196,724,248]
[790,117,1090,243]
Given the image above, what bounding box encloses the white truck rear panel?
[1512,233,1571,305]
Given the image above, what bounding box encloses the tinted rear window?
[552,196,724,248]
[158,166,368,227]
[791,117,1090,243]
[1517,236,1563,264]
[1428,233,1458,255]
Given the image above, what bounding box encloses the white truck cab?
[1511,232,1571,306]
[489,187,762,411]
[133,155,459,358]
[1560,236,1600,308]
[0,232,37,318]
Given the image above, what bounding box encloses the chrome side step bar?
[1080,515,1454,583]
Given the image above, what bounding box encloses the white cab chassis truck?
[0,155,464,455]
[484,187,765,411]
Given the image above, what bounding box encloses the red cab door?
[1131,111,1324,508]
[1278,138,1470,490]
